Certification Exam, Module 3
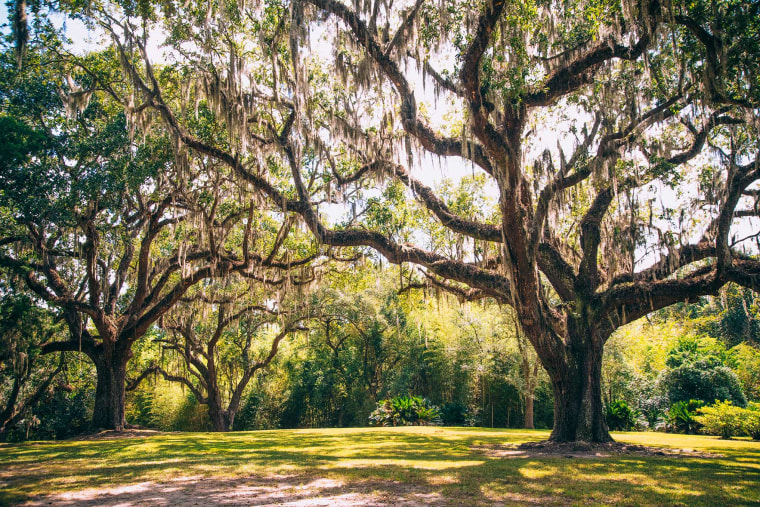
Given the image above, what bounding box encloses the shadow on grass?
[2,428,759,506]
[19,475,444,506]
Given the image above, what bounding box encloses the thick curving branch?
[458,0,510,161]
[526,0,659,107]
[577,187,615,293]
[304,0,494,175]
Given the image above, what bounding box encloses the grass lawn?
[1,427,759,505]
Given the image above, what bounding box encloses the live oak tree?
[150,289,310,432]
[145,222,324,432]
[0,36,304,430]
[287,0,760,443]
[58,0,760,441]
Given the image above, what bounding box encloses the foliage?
[730,344,760,402]
[439,401,468,426]
[661,336,746,407]
[3,354,96,442]
[605,400,639,431]
[248,269,553,431]
[127,381,210,432]
[0,286,71,440]
[667,400,704,434]
[368,395,442,427]
[233,385,289,431]
[695,401,745,439]
[27,381,93,440]
[683,285,760,348]
[637,395,669,431]
[741,402,760,440]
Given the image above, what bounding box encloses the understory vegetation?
[4,267,759,441]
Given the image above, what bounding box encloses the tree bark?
[207,377,233,432]
[523,392,535,430]
[542,327,611,442]
[91,341,132,431]
[207,403,232,432]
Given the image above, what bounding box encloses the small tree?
[0,290,65,440]
[153,286,312,432]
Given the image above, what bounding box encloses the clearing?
[1,427,759,505]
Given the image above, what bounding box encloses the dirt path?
[22,476,447,506]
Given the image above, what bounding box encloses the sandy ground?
[22,476,446,506]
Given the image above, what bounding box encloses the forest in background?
[4,261,759,440]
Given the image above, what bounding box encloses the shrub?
[740,402,760,440]
[662,339,747,407]
[440,402,467,426]
[26,380,93,440]
[369,395,442,426]
[132,383,211,431]
[667,399,704,434]
[695,400,744,439]
[637,395,668,430]
[605,400,639,431]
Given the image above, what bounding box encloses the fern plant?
[368,396,442,426]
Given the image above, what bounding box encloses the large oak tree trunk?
[542,326,611,443]
[91,341,131,431]
[206,360,238,432]
[207,385,233,432]
[208,405,232,432]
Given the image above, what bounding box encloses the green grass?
[1,428,759,505]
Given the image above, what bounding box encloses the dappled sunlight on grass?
[1,427,759,505]
[326,458,486,470]
[614,431,760,451]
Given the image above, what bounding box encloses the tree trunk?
[208,405,232,432]
[520,353,536,430]
[524,392,535,430]
[91,341,131,431]
[545,336,611,443]
[207,392,233,432]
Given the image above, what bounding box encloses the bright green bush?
[662,337,746,407]
[695,400,744,439]
[127,382,210,431]
[368,395,442,426]
[740,402,760,440]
